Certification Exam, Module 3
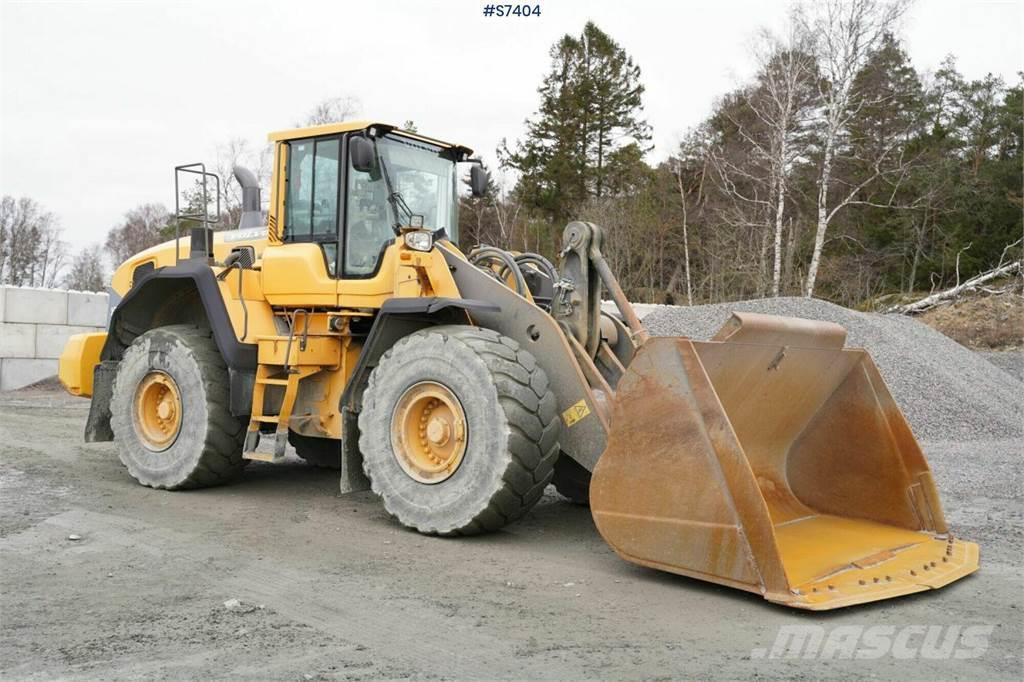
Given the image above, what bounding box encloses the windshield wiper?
[372,139,414,233]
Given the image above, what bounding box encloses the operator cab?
[269,122,476,279]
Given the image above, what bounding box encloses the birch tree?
[799,0,909,297]
[746,25,817,296]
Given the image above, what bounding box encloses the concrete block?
[35,324,102,359]
[68,291,109,326]
[0,358,58,391]
[0,286,5,322]
[0,322,37,358]
[3,288,68,324]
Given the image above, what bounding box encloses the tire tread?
[112,324,245,490]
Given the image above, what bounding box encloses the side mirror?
[470,165,489,198]
[350,136,374,173]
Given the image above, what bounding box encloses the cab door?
[262,136,343,307]
[335,132,401,309]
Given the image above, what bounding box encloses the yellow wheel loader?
[58,121,978,609]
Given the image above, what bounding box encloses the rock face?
[634,297,1023,441]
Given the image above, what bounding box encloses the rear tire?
[110,325,246,489]
[288,431,341,469]
[358,326,559,535]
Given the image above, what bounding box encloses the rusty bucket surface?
[590,312,979,610]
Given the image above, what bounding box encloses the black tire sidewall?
[110,328,213,489]
[360,331,511,532]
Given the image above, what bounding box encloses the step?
[242,450,285,464]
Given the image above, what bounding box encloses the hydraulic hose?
[469,246,529,296]
[514,252,559,285]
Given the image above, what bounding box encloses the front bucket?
[590,313,979,610]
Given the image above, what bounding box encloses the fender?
[85,260,258,442]
[103,259,256,368]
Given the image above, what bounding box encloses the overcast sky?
[1,0,1021,252]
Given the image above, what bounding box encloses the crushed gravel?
[980,350,1024,382]
[635,297,1023,442]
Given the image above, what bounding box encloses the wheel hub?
[134,371,182,452]
[391,381,467,484]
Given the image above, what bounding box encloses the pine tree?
[500,22,652,223]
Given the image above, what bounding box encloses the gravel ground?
[1,298,1022,679]
[0,390,1021,680]
[638,297,1023,441]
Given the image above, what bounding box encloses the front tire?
[358,326,559,535]
[110,325,246,489]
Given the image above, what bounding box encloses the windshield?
[344,134,458,276]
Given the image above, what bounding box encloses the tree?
[835,32,929,296]
[212,137,272,230]
[798,0,910,297]
[0,195,66,287]
[105,204,171,265]
[63,244,107,292]
[500,22,652,223]
[670,128,714,305]
[748,26,818,296]
[299,96,361,126]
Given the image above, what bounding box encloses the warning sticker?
[561,399,591,427]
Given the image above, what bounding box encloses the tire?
[110,324,246,489]
[552,455,591,506]
[358,325,559,535]
[288,431,341,469]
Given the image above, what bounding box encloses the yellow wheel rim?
[391,381,468,484]
[134,371,182,452]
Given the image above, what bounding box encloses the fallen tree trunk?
[886,260,1021,314]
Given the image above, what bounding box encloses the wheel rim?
[133,371,183,452]
[391,381,468,484]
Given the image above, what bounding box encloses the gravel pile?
[980,350,1024,382]
[638,297,1023,441]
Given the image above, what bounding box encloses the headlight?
[403,230,434,252]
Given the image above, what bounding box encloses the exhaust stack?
[233,166,263,229]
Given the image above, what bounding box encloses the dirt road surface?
[2,389,1022,680]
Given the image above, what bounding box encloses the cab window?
[344,153,394,276]
[343,134,458,277]
[284,137,340,274]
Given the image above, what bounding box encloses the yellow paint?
[562,399,591,427]
[260,243,339,307]
[134,371,183,450]
[774,514,980,609]
[58,332,107,397]
[268,142,285,244]
[217,267,277,343]
[390,381,468,483]
[108,232,271,298]
[256,334,342,368]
